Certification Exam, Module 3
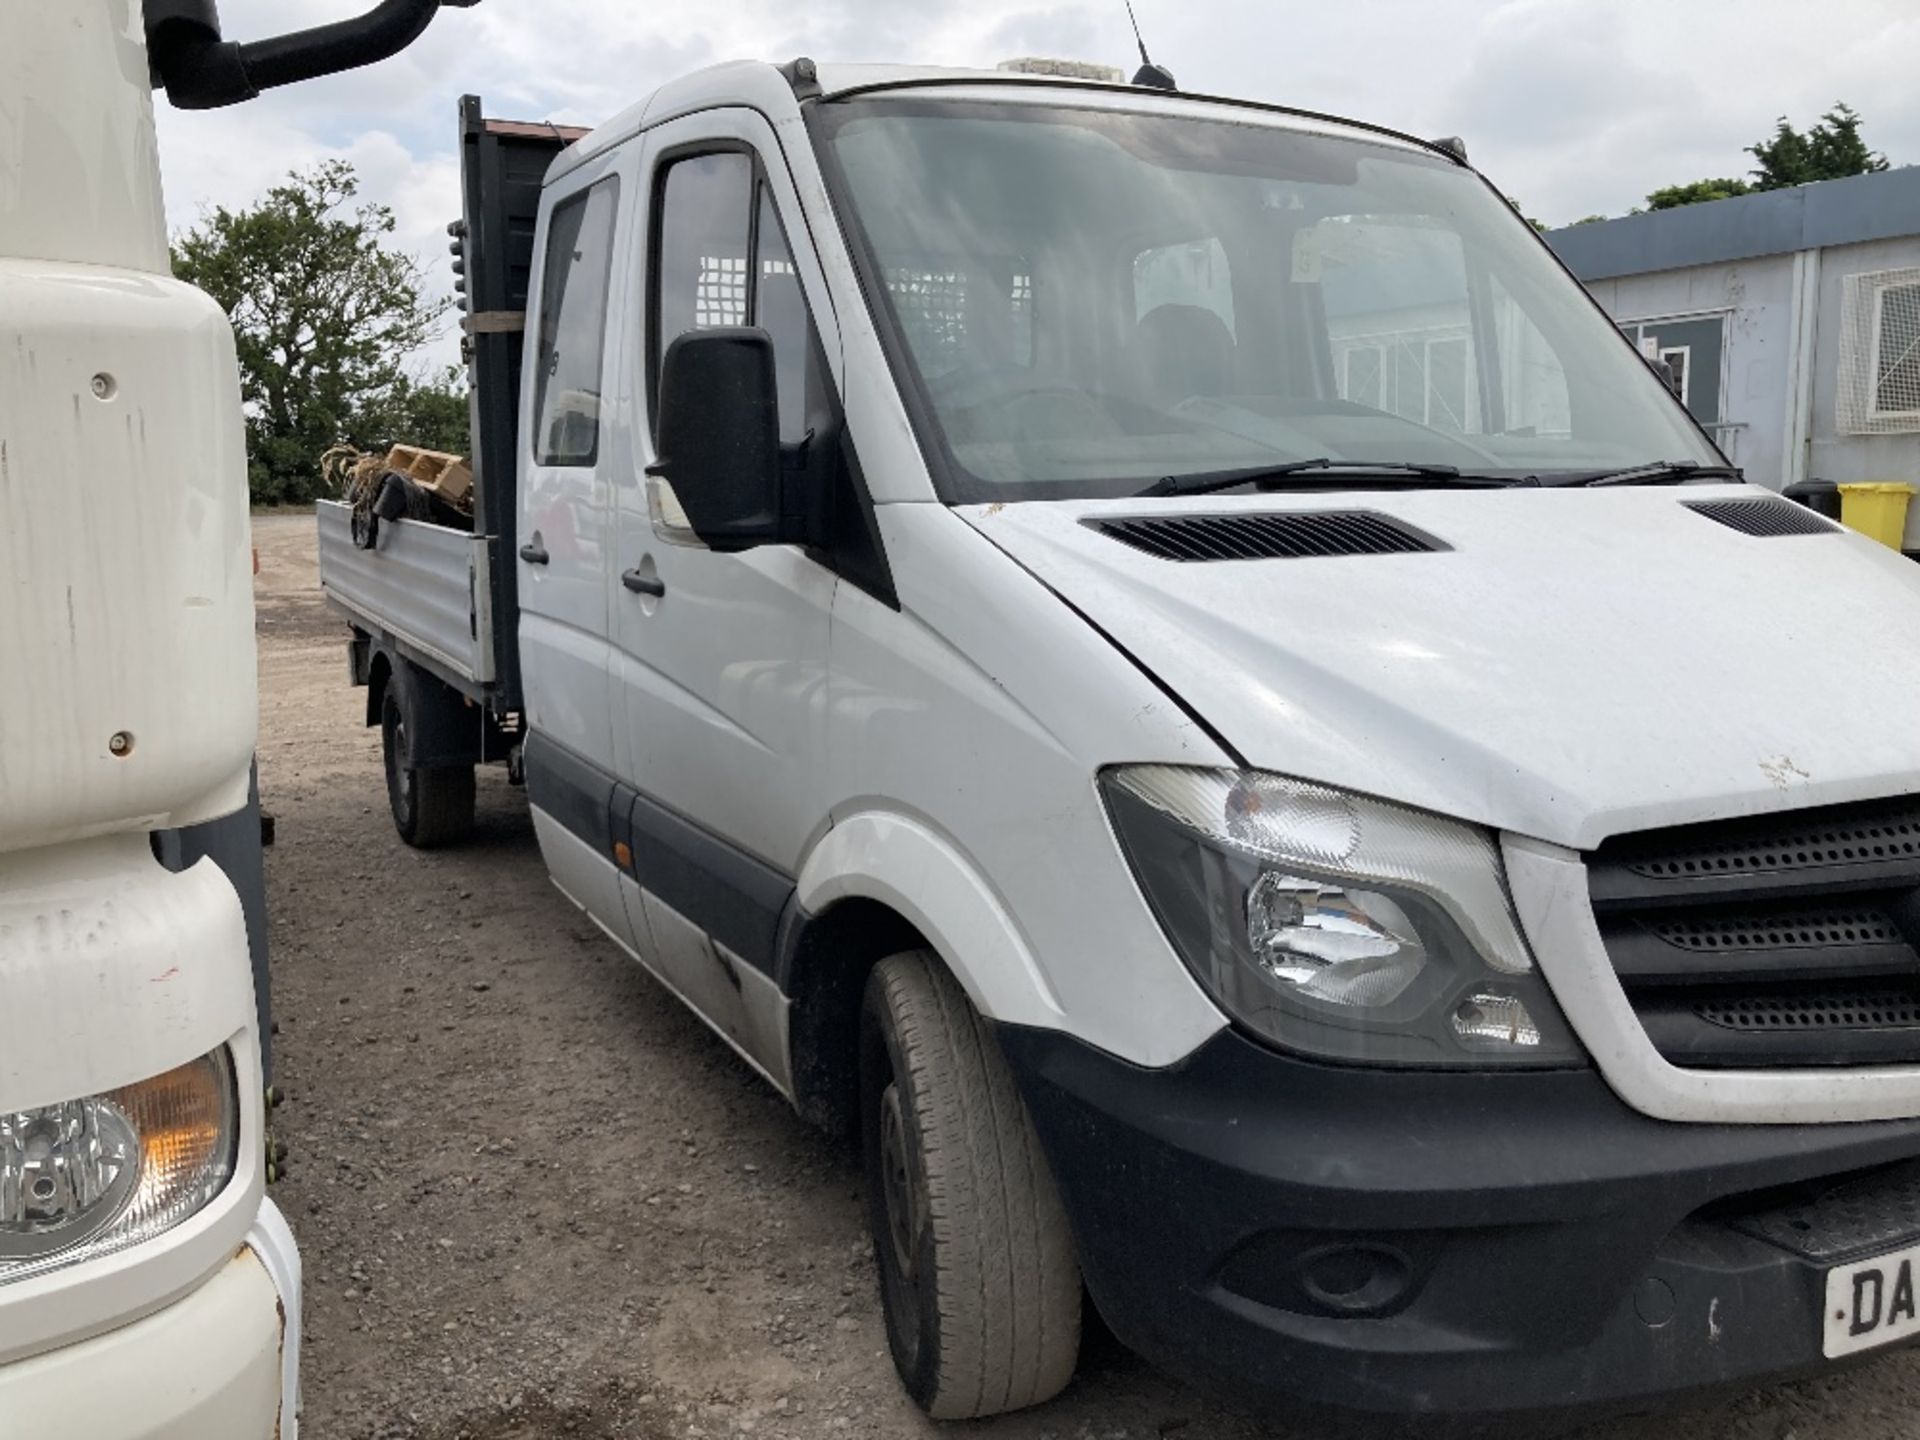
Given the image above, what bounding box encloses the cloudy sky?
[155,0,1920,363]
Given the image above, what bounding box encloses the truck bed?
[312,101,581,716]
[316,500,495,694]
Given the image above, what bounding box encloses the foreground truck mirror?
[146,0,477,110]
[648,328,786,552]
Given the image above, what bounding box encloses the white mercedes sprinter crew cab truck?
[323,60,1920,1425]
[2,3,468,1433]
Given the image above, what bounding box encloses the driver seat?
[1127,303,1237,405]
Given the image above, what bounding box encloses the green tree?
[1749,103,1889,189]
[362,367,472,458]
[172,160,465,505]
[1636,104,1889,214]
[1645,177,1753,211]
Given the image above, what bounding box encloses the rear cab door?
[517,140,630,919]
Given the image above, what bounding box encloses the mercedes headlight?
[1102,767,1582,1067]
[0,1047,238,1284]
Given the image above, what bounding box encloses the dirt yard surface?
[255,511,1918,1440]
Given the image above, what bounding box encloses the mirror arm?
[147,0,475,110]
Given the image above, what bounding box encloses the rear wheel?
[859,950,1081,1418]
[380,687,474,848]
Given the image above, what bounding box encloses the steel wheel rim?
[879,1082,924,1285]
[387,710,414,825]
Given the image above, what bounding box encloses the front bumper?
[999,1023,1920,1423]
[0,1197,301,1439]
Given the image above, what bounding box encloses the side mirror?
[649,328,784,552]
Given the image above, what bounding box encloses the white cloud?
[154,0,1920,369]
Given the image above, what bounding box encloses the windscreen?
[816,98,1720,501]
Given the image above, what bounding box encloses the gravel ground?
[253,511,1920,1440]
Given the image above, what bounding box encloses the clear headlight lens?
[1246,872,1426,1006]
[0,1048,238,1284]
[1103,767,1583,1068]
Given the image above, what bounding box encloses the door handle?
[621,568,665,597]
[519,540,549,565]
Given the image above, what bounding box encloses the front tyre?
[859,951,1081,1418]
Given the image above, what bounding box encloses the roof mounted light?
[996,58,1127,83]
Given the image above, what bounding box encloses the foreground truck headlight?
[1102,767,1583,1066]
[0,1049,236,1284]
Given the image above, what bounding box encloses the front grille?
[1588,797,1920,1069]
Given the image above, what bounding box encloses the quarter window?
[653,153,819,442]
[532,178,620,466]
[755,185,811,442]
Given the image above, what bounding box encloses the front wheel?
[380,687,474,848]
[859,951,1081,1419]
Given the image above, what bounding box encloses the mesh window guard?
[1839,268,1920,434]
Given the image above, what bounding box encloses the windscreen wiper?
[1136,458,1526,499]
[1549,460,1745,488]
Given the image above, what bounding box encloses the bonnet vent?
[1685,497,1839,538]
[1090,511,1443,562]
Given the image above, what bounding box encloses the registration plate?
[1825,1244,1920,1358]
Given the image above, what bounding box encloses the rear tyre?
[859,950,1081,1419]
[380,688,475,848]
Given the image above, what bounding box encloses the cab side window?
[533,178,620,466]
[652,152,817,443]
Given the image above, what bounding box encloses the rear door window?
[532,178,621,466]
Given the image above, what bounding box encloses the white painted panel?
[0,835,269,1367]
[0,2,169,272]
[823,505,1229,1068]
[530,806,627,944]
[0,260,254,851]
[969,486,1920,851]
[638,892,793,1091]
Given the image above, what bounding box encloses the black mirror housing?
[650,328,786,552]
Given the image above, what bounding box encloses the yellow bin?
[1838,481,1915,550]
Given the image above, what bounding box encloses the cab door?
[517,152,636,937]
[604,109,841,1083]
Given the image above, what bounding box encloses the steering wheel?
[925,363,1110,416]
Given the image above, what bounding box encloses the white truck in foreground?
[322,59,1920,1424]
[0,3,469,1434]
